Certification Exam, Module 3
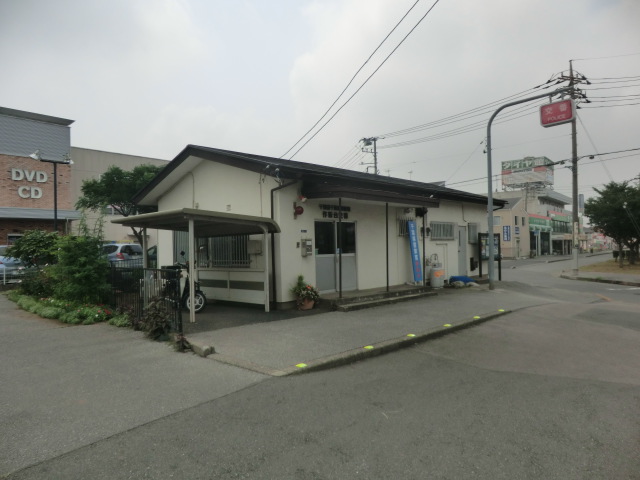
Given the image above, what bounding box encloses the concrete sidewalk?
[186,284,553,376]
[186,266,640,376]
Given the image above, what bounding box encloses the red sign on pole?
[540,99,575,128]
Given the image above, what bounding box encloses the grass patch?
[108,314,132,328]
[580,259,640,274]
[9,293,116,325]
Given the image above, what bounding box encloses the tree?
[6,230,59,267]
[7,215,109,301]
[584,181,640,266]
[75,164,163,244]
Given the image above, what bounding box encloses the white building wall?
[425,201,487,279]
[153,159,489,305]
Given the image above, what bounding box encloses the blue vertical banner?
[407,220,423,283]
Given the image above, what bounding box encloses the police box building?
[116,145,504,311]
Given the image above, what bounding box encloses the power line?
[377,85,547,139]
[445,139,484,183]
[281,0,442,160]
[280,0,425,159]
[576,112,613,182]
[583,83,640,91]
[572,52,640,62]
[442,148,640,189]
[581,102,640,109]
[374,73,637,145]
[377,100,547,149]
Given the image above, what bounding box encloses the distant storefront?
[0,106,167,245]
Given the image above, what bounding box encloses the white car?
[0,245,25,283]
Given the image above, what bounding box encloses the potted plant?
[291,275,320,310]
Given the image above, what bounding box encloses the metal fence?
[108,264,183,335]
[0,267,24,286]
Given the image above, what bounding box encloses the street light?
[29,150,74,232]
[485,87,572,289]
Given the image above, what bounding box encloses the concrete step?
[332,290,436,312]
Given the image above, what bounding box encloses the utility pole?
[569,60,581,276]
[556,60,590,275]
[485,87,573,289]
[360,137,380,174]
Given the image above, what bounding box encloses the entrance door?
[457,226,467,276]
[315,221,357,292]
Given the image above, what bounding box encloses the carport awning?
[111,208,281,237]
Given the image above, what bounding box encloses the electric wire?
[280,0,425,159]
[576,112,613,182]
[377,84,550,139]
[284,0,442,160]
[444,149,640,190]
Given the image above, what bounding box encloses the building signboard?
[540,99,575,128]
[501,156,554,187]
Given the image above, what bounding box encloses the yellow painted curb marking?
[364,345,374,350]
[498,309,505,312]
[296,363,307,368]
[473,316,481,319]
[407,334,416,337]
[443,324,452,327]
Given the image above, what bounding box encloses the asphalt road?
[3,256,639,479]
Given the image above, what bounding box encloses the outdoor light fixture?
[30,150,74,232]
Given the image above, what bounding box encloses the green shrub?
[51,234,110,305]
[38,306,65,319]
[6,289,21,302]
[8,294,114,326]
[108,314,132,328]
[17,268,54,298]
[59,311,82,324]
[58,305,113,325]
[138,296,173,341]
[17,296,38,311]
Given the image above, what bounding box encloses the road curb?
[279,309,512,376]
[188,310,512,375]
[560,274,640,287]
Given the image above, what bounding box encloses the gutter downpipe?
[486,87,571,290]
[270,180,297,308]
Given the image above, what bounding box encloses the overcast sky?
[1,0,639,201]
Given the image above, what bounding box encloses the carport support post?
[142,227,150,311]
[261,225,270,312]
[142,227,148,268]
[385,203,389,292]
[188,219,196,324]
[486,87,571,290]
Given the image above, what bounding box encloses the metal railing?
[108,265,182,335]
[0,267,26,286]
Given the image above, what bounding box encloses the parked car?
[102,243,144,265]
[0,245,25,283]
